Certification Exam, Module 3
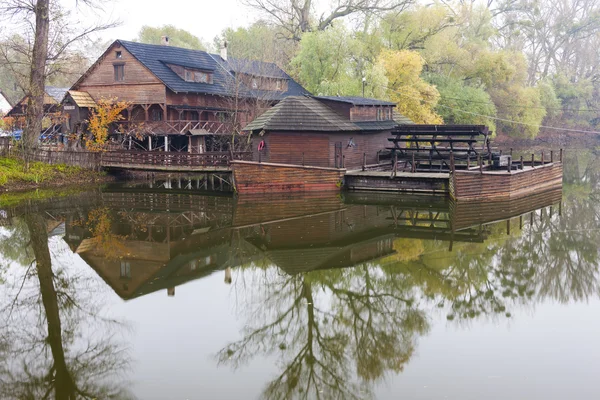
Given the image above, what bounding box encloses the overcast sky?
[95,0,260,46]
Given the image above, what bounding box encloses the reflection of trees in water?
[218,265,429,400]
[0,213,133,399]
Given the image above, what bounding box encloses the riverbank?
[0,156,114,193]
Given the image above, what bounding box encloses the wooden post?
[394,153,398,177]
[450,151,455,173]
[342,155,345,169]
[148,136,152,151]
[560,148,563,162]
[488,151,492,165]
[478,154,482,174]
[467,154,470,169]
[520,155,524,170]
[507,156,512,173]
[164,136,168,152]
[412,153,415,173]
[541,151,544,165]
[550,150,554,163]
[362,152,366,171]
[531,153,535,168]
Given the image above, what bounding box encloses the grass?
[0,156,102,188]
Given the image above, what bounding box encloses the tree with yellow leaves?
[377,49,443,124]
[86,98,130,152]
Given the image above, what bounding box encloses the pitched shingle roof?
[315,96,396,106]
[67,90,96,107]
[116,40,309,99]
[244,96,413,132]
[243,96,360,132]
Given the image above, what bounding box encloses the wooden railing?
[5,147,252,171]
[100,150,252,168]
[115,120,235,135]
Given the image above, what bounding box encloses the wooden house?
[65,38,309,152]
[242,95,412,169]
[6,86,68,117]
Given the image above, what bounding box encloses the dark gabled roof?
[46,87,68,103]
[393,110,414,125]
[353,120,399,131]
[244,96,413,133]
[210,54,310,101]
[111,40,309,100]
[119,40,234,96]
[243,96,360,132]
[315,96,396,106]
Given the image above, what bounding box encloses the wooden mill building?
[64,37,309,152]
[242,95,412,169]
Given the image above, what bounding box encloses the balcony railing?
[114,120,236,136]
[100,150,252,168]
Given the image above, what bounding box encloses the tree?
[215,21,297,67]
[0,0,117,162]
[85,98,130,152]
[377,49,443,123]
[243,0,414,41]
[291,24,388,98]
[136,25,208,50]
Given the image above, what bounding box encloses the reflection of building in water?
[58,187,562,301]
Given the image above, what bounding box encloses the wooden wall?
[75,43,166,104]
[252,130,392,169]
[232,160,345,194]
[451,163,563,201]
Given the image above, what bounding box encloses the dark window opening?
[151,109,163,121]
[114,64,125,81]
[120,261,131,278]
[116,51,122,59]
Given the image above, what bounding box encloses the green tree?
[136,25,208,50]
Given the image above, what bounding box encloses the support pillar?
[164,136,168,152]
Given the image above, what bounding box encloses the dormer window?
[194,71,209,83]
[251,78,258,89]
[166,63,213,84]
[275,80,281,90]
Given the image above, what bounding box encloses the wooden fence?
[2,145,252,171]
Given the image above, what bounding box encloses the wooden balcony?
[115,120,236,136]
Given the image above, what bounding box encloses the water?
[0,150,599,399]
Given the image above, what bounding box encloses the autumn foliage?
[86,98,130,152]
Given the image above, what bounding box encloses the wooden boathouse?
[233,97,563,199]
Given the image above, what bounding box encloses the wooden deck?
[344,170,450,194]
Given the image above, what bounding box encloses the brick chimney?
[220,41,228,60]
[161,36,170,46]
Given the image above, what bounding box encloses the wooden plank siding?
[231,160,345,194]
[451,163,563,201]
[251,131,391,169]
[75,43,166,104]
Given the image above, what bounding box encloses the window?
[185,69,193,82]
[194,71,208,83]
[251,78,258,89]
[120,261,131,278]
[116,51,122,59]
[114,64,125,81]
[151,109,163,121]
[275,80,281,90]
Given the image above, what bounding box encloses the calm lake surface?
[1,149,599,399]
